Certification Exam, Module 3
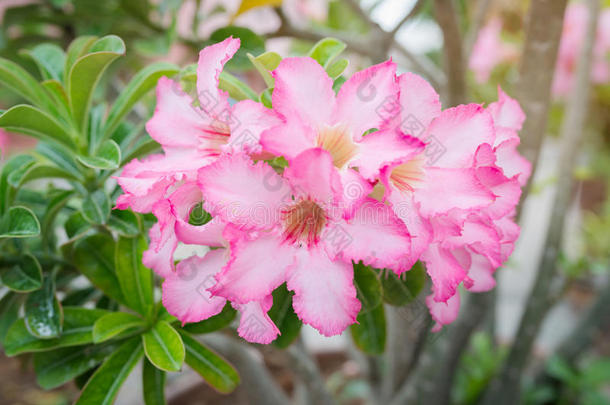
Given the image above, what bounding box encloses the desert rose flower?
[196,148,411,336]
[115,36,279,213]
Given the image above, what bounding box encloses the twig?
[201,334,291,405]
[480,1,599,404]
[432,0,467,106]
[287,338,337,405]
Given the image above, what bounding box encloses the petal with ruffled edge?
[339,169,372,220]
[495,138,532,186]
[414,167,495,216]
[224,100,281,154]
[465,253,497,292]
[394,72,442,131]
[424,104,495,169]
[196,37,240,118]
[234,295,280,344]
[260,119,317,161]
[272,57,336,129]
[426,290,460,332]
[421,243,467,302]
[487,87,525,132]
[162,251,228,324]
[331,198,411,274]
[287,247,360,336]
[476,166,522,219]
[211,232,296,304]
[142,199,177,278]
[198,153,290,230]
[352,130,425,181]
[283,148,344,209]
[335,60,398,139]
[445,216,502,268]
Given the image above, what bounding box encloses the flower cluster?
[116,37,531,342]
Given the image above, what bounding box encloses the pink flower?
[197,148,411,336]
[469,18,518,84]
[116,37,279,213]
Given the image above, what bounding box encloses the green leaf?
[34,142,84,181]
[326,58,349,79]
[0,292,21,344]
[142,321,185,372]
[25,279,63,339]
[5,307,109,356]
[353,262,382,311]
[1,155,35,213]
[9,163,80,187]
[75,337,143,405]
[182,303,237,334]
[0,105,74,148]
[63,36,98,84]
[350,303,386,355]
[269,284,302,348]
[0,206,40,238]
[104,62,179,137]
[42,79,71,120]
[546,355,577,382]
[210,26,265,70]
[72,234,125,304]
[34,344,115,389]
[78,139,121,170]
[259,87,273,108]
[143,358,167,405]
[93,312,146,343]
[380,262,426,306]
[81,190,111,225]
[247,52,279,87]
[68,35,125,131]
[218,71,258,101]
[20,43,66,82]
[0,57,54,110]
[65,211,90,240]
[115,235,154,317]
[1,253,42,292]
[107,209,141,237]
[179,330,240,393]
[580,359,610,387]
[308,38,346,68]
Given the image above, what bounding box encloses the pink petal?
[487,87,526,132]
[224,100,281,154]
[162,251,228,324]
[332,198,412,274]
[234,295,280,344]
[272,57,336,129]
[421,243,467,302]
[335,60,398,138]
[196,37,240,118]
[352,130,425,181]
[197,153,290,230]
[142,199,177,278]
[259,119,317,161]
[339,169,373,220]
[445,216,502,268]
[424,104,495,169]
[494,138,532,186]
[211,232,296,304]
[414,167,495,216]
[287,247,360,336]
[394,72,442,132]
[476,166,522,219]
[465,253,497,292]
[426,290,460,332]
[284,148,343,208]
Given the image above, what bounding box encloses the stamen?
[316,124,359,169]
[281,199,327,246]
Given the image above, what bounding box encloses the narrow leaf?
[77,140,121,170]
[142,321,185,372]
[92,312,146,343]
[218,71,258,101]
[1,253,42,292]
[0,57,54,110]
[0,105,74,148]
[268,284,302,348]
[143,358,167,405]
[115,235,154,317]
[20,43,65,82]
[81,190,111,225]
[308,38,346,68]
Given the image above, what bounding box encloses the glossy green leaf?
[142,321,185,372]
[380,262,426,306]
[42,79,71,119]
[0,57,54,110]
[75,337,143,405]
[93,312,146,343]
[0,206,40,238]
[326,58,349,79]
[9,163,80,187]
[72,234,125,304]
[247,52,278,87]
[182,303,237,334]
[25,279,63,339]
[78,140,121,170]
[180,330,240,393]
[1,155,35,213]
[353,262,382,311]
[63,36,98,84]
[20,43,65,82]
[107,209,141,237]
[121,138,160,164]
[259,87,273,108]
[115,235,154,317]
[81,190,111,225]
[308,38,346,68]
[0,105,74,148]
[1,253,42,292]
[34,344,115,389]
[143,358,167,405]
[218,71,258,101]
[6,157,36,187]
[0,292,21,344]
[104,62,179,137]
[350,303,386,355]
[5,307,109,356]
[34,142,84,181]
[68,35,125,131]
[65,211,90,240]
[269,284,301,348]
